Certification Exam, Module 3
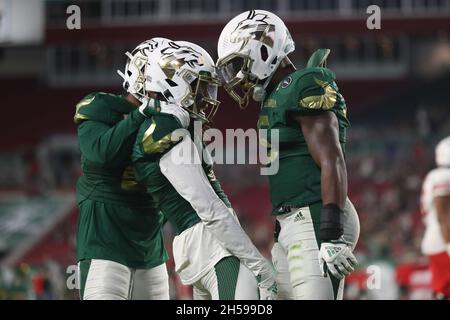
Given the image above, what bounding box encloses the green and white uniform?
[132,108,269,300]
[75,92,169,300]
[258,54,360,300]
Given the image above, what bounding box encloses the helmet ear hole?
[260,45,269,62]
[271,57,277,65]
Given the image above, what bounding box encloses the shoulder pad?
[306,49,331,68]
[295,68,338,111]
[74,93,96,124]
[74,92,136,125]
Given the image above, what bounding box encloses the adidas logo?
[294,211,305,222]
[326,246,341,257]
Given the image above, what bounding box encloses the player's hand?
[138,97,163,116]
[318,237,357,280]
[139,100,190,128]
[257,267,278,300]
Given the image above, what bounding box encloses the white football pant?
[79,259,169,300]
[272,198,360,300]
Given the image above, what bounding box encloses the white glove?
[138,99,190,128]
[256,266,278,300]
[318,237,358,280]
[138,97,162,116]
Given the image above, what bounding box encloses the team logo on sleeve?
[280,76,292,89]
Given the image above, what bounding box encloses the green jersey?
[258,63,349,215]
[76,92,153,206]
[75,92,167,268]
[132,113,231,235]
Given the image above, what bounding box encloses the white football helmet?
[118,37,170,103]
[436,136,450,167]
[118,38,220,122]
[217,10,295,108]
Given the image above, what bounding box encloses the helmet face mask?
[183,70,221,122]
[217,10,295,108]
[217,53,257,109]
[118,38,221,123]
[125,51,150,101]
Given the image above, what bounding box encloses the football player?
[128,38,277,299]
[74,38,173,300]
[216,10,360,299]
[421,136,450,299]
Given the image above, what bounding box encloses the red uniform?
[421,167,450,298]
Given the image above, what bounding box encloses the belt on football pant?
[275,204,303,214]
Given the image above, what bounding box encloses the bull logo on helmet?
[159,41,205,79]
[230,11,275,49]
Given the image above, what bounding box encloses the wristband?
[320,203,343,241]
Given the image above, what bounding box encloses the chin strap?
[252,85,266,102]
[251,72,273,102]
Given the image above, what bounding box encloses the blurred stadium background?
[0,0,450,300]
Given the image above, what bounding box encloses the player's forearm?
[297,112,347,208]
[320,154,347,209]
[202,202,269,274]
[159,137,269,276]
[317,149,347,241]
[82,110,146,164]
[99,109,146,155]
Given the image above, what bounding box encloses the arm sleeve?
[208,175,232,208]
[134,104,191,158]
[159,136,269,278]
[78,109,146,165]
[137,114,186,158]
[202,148,232,208]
